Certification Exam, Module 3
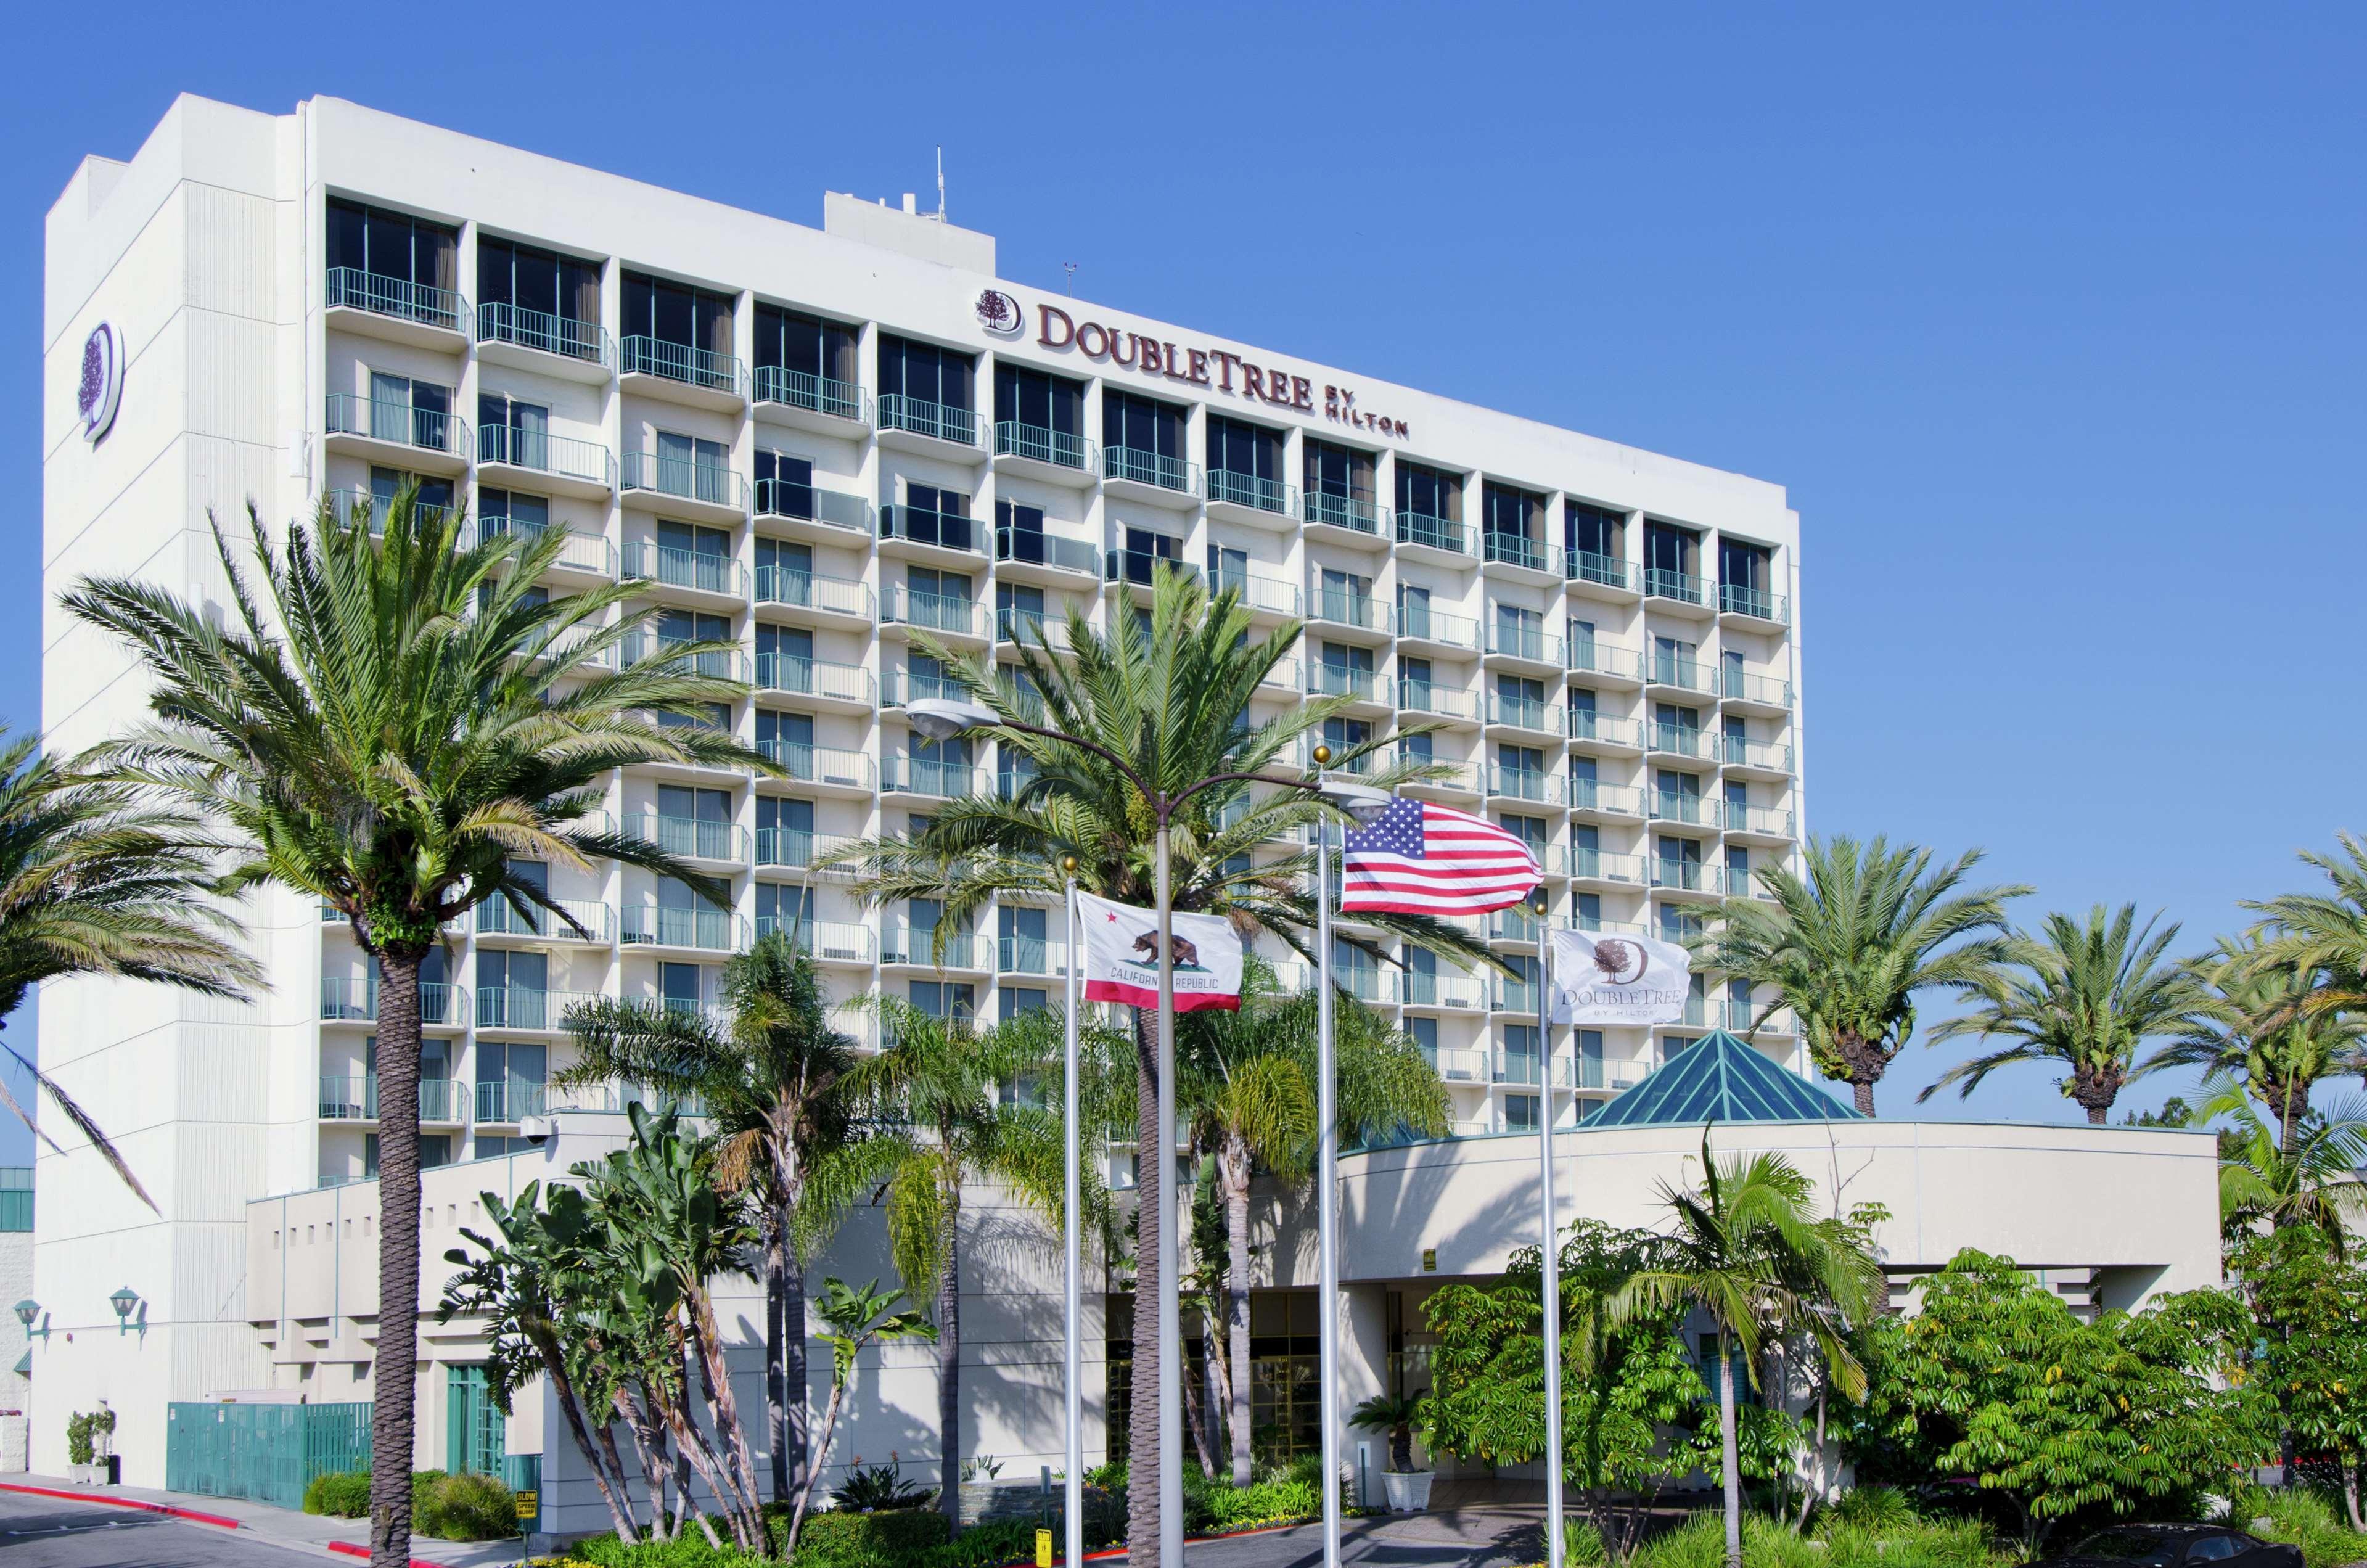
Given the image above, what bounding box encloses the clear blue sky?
[7,4,2363,1160]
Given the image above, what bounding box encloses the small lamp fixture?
[108,1286,139,1336]
[905,697,998,744]
[13,1299,43,1342]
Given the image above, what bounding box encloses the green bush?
[2254,1489,2367,1568]
[914,1519,1039,1568]
[303,1470,372,1517]
[1563,1517,1609,1566]
[1821,1486,1921,1535]
[1593,1511,2002,1568]
[773,1504,950,1567]
[572,1534,773,1568]
[414,1469,519,1541]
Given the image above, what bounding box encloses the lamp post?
[903,698,1390,1567]
[13,1300,44,1344]
[109,1286,139,1337]
[1532,890,1565,1568]
[1060,853,1083,1568]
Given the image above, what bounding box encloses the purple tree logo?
[76,323,122,443]
[1590,939,1647,985]
[974,289,1023,335]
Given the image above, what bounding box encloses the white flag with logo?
[1078,891,1244,1012]
[1546,929,1695,1026]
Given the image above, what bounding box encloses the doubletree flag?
[1545,927,1694,1026]
[1078,890,1244,1012]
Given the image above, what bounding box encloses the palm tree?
[2247,834,2367,1024]
[1701,834,2028,1115]
[825,567,1491,1558]
[62,493,766,1568]
[1921,904,2212,1122]
[1183,963,1448,1484]
[1609,1135,1881,1568]
[0,730,262,1205]
[834,996,1105,1529]
[2203,1073,2367,1247]
[557,930,864,1506]
[784,1277,937,1556]
[2150,936,2365,1151]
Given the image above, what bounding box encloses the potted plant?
[1350,1390,1434,1512]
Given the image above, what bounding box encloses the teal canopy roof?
[1580,1029,1861,1127]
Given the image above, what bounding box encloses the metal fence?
[165,1402,372,1509]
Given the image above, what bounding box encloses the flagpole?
[1536,898,1564,1568]
[1155,817,1182,1568]
[1314,756,1342,1568]
[1062,861,1083,1568]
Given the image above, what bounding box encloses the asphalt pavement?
[0,1486,321,1566]
[1172,1508,1546,1568]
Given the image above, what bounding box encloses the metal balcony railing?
[1569,639,1647,680]
[466,516,617,578]
[474,1080,551,1124]
[620,336,745,396]
[1649,794,1721,828]
[324,393,465,456]
[1207,470,1295,516]
[1648,657,1715,694]
[1486,624,1562,664]
[754,827,856,870]
[882,585,990,639]
[877,394,978,445]
[478,425,615,488]
[760,741,876,790]
[1396,604,1478,649]
[1403,972,1485,1009]
[476,301,610,366]
[883,665,967,707]
[1644,567,1707,605]
[475,896,616,943]
[1397,679,1479,720]
[1721,739,1795,774]
[621,451,747,512]
[1567,551,1638,591]
[755,567,873,619]
[326,266,466,332]
[623,632,747,682]
[757,654,873,704]
[995,609,1072,651]
[477,988,597,1032]
[1728,804,1795,837]
[1648,726,1714,760]
[1104,549,1196,589]
[1102,447,1196,493]
[321,488,453,537]
[1490,978,1541,1014]
[994,421,1093,471]
[1307,664,1380,702]
[1299,490,1380,533]
[1210,568,1301,616]
[1650,861,1723,894]
[1483,533,1556,573]
[319,1075,375,1120]
[1564,848,1648,884]
[623,813,747,863]
[996,935,1072,977]
[756,478,872,533]
[883,756,985,798]
[318,979,462,1025]
[879,504,980,554]
[621,541,748,596]
[995,527,1099,575]
[621,904,750,951]
[1395,512,1470,554]
[1487,695,1564,736]
[1565,712,1639,747]
[883,922,980,969]
[1487,765,1552,802]
[1311,589,1390,634]
[768,917,877,964]
[1718,583,1790,623]
[1567,779,1643,816]
[1720,669,1794,707]
[753,365,867,423]
[1496,1049,1543,1086]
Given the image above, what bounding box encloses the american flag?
[1340,798,1541,916]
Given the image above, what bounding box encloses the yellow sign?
[1421,1248,1437,1273]
[1036,1527,1052,1567]
[515,1490,539,1522]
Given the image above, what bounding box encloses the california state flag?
[1078,891,1244,1012]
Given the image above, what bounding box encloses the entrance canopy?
[1580,1029,1861,1127]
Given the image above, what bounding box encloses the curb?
[1078,1517,1333,1561]
[0,1479,242,1530]
[327,1540,453,1568]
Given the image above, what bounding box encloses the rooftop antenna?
[1063,262,1078,295]
[935,146,946,223]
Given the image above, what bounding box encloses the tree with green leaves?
[1424,1220,1707,1566]
[2202,1073,2367,1247]
[2155,935,2366,1152]
[67,495,766,1567]
[0,729,261,1206]
[1609,1136,1881,1568]
[2247,832,2367,1027]
[559,930,863,1505]
[1922,903,2212,1122]
[2231,1228,2367,1518]
[1699,835,2027,1115]
[785,1277,937,1556]
[1852,1249,2270,1554]
[824,567,1490,1559]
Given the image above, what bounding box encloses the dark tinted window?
[878,335,975,411]
[2073,1532,2183,1564]
[1483,483,1544,547]
[754,305,858,384]
[622,271,734,356]
[327,198,457,289]
[1719,536,1771,591]
[1304,440,1374,503]
[1396,461,1462,522]
[1567,501,1625,559]
[994,364,1084,435]
[1645,520,1699,576]
[1103,390,1185,458]
[478,237,600,323]
[1205,416,1281,481]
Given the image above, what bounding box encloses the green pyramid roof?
[1580,1028,1861,1127]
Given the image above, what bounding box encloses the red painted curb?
[0,1480,242,1530]
[327,1540,453,1568]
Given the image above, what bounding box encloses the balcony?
[1299,490,1385,544]
[1571,1056,1651,1093]
[475,896,617,944]
[1335,966,1401,1006]
[1101,447,1198,503]
[321,488,453,538]
[882,922,983,971]
[1310,589,1392,639]
[325,267,467,345]
[475,303,610,382]
[1719,668,1794,712]
[1568,779,1643,819]
[1211,568,1302,620]
[755,827,859,872]
[1485,623,1563,670]
[621,903,750,952]
[1206,470,1297,527]
[1397,679,1480,725]
[1565,712,1642,752]
[1567,551,1639,596]
[1399,757,1481,798]
[1564,848,1649,887]
[768,917,877,966]
[756,654,874,708]
[465,516,616,580]
[880,584,991,644]
[753,366,869,430]
[1647,726,1717,763]
[1104,549,1197,593]
[1568,639,1647,684]
[318,1075,466,1122]
[1306,664,1384,706]
[993,422,1096,486]
[756,479,873,540]
[1482,534,1559,578]
[1718,583,1791,625]
[883,663,967,708]
[478,425,616,497]
[323,394,469,475]
[883,755,984,798]
[1649,793,1722,832]
[996,609,1074,654]
[1487,765,1554,804]
[1395,604,1479,654]
[763,741,877,794]
[996,934,1073,978]
[1646,657,1718,698]
[1644,567,1710,610]
[879,505,982,562]
[318,979,464,1027]
[1425,1046,1490,1084]
[622,451,748,523]
[621,540,749,599]
[1726,803,1796,840]
[1495,1049,1543,1086]
[477,987,598,1033]
[1488,906,1544,945]
[1650,861,1725,897]
[1402,971,1485,1011]
[1487,694,1567,739]
[995,526,1101,581]
[623,812,749,866]
[620,337,746,406]
[877,394,980,450]
[1490,977,1541,1014]
[755,567,874,623]
[1258,659,1302,696]
[625,634,748,688]
[474,1080,551,1125]
[1721,739,1795,778]
[1395,512,1472,559]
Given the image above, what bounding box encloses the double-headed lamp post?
[905,699,1390,1567]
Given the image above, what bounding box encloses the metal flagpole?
[1063,864,1083,1568]
[1155,819,1182,1568]
[1316,770,1343,1568]
[1536,900,1565,1568]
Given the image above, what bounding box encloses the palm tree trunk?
[762,1208,791,1504]
[1199,1311,1222,1479]
[2086,1104,2108,1124]
[780,1206,811,1507]
[2278,1081,2310,1155]
[1128,1006,1163,1568]
[787,1378,849,1556]
[688,1289,766,1543]
[618,1384,673,1540]
[1223,1142,1255,1488]
[367,946,426,1568]
[1718,1332,1742,1568]
[531,1327,639,1541]
[937,1177,963,1530]
[1851,1077,1876,1117]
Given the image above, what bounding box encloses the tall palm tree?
[0,731,262,1205]
[2150,935,2365,1151]
[2247,833,2367,1024]
[825,568,1491,1559]
[1609,1136,1881,1568]
[1921,904,2212,1122]
[2202,1073,2367,1248]
[1182,963,1448,1485]
[834,996,1106,1528]
[557,930,864,1505]
[63,493,766,1568]
[1701,834,2028,1115]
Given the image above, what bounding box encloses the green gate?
[165,1402,372,1509]
[446,1365,505,1476]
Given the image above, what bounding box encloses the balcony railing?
[1403,971,1485,1009]
[1487,695,1564,735]
[756,478,872,534]
[474,1080,551,1124]
[324,393,466,456]
[622,451,748,513]
[1565,711,1639,747]
[1567,551,1638,591]
[1644,567,1707,605]
[994,421,1093,471]
[1210,569,1302,617]
[623,631,748,681]
[757,654,873,705]
[882,584,990,639]
[761,741,876,790]
[883,756,984,798]
[991,527,1097,578]
[1397,680,1479,720]
[322,488,453,537]
[1496,1049,1543,1086]
[1395,512,1470,554]
[1647,657,1716,694]
[769,917,877,964]
[620,336,746,397]
[1104,549,1196,589]
[1102,447,1196,493]
[1568,779,1643,815]
[997,935,1072,977]
[1490,906,1543,944]
[1299,490,1379,533]
[1571,1056,1651,1093]
[327,266,466,332]
[879,505,980,554]
[1487,765,1553,802]
[1718,583,1790,623]
[318,979,461,1025]
[753,365,867,423]
[1721,739,1795,774]
[621,541,748,597]
[623,813,747,863]
[1487,624,1562,664]
[883,922,980,969]
[877,394,978,446]
[1563,848,1648,884]
[996,609,1072,651]
[1648,726,1715,760]
[478,425,616,488]
[466,516,617,579]
[1483,534,1557,574]
[1720,669,1794,707]
[621,904,750,951]
[1398,756,1478,794]
[1569,639,1647,681]
[1490,978,1541,1014]
[883,664,967,707]
[1207,470,1295,517]
[476,896,617,943]
[1650,861,1723,894]
[1396,604,1478,649]
[755,826,856,870]
[477,987,597,1032]
[756,567,873,619]
[1307,664,1380,702]
[476,301,610,366]
[1311,590,1390,634]
[1649,793,1721,828]
[1728,804,1795,837]
[1426,1046,1490,1083]
[318,1075,466,1121]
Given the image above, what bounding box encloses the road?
[0,1488,317,1567]
[1179,1509,1544,1568]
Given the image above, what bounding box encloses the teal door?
[446,1365,504,1476]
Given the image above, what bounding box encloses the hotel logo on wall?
[982,292,1411,441]
[76,322,125,445]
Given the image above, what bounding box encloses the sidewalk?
[0,1475,537,1567]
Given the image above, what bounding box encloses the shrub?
[415,1469,519,1541]
[64,1410,113,1467]
[832,1458,934,1513]
[1821,1486,1922,1535]
[572,1535,773,1568]
[916,1519,1039,1568]
[771,1503,950,1567]
[304,1470,372,1517]
[1563,1517,1609,1566]
[2253,1489,2367,1568]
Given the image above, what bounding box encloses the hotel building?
[35,94,2217,1530]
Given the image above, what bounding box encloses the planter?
[69,1463,99,1485]
[1379,1470,1434,1513]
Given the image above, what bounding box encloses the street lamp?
[903,699,1390,1566]
[109,1287,139,1336]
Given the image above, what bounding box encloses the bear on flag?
[1078,890,1245,1012]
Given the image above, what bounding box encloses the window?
[366,371,453,451]
[1113,526,1180,587]
[1206,416,1281,482]
[622,272,733,358]
[477,236,600,356]
[1303,440,1375,507]
[755,450,814,519]
[477,393,549,470]
[476,948,549,1028]
[1395,462,1462,524]
[1001,987,1048,1022]
[371,465,454,525]
[327,199,458,322]
[878,334,975,412]
[1102,390,1188,487]
[1566,501,1625,565]
[476,1038,547,1122]
[1718,536,1775,616]
[1482,483,1545,569]
[909,981,976,1022]
[1406,1015,1438,1063]
[1575,892,1602,929]
[1501,1094,1540,1131]
[755,882,812,940]
[651,431,732,506]
[1493,602,1543,660]
[1644,521,1701,597]
[477,488,547,541]
[753,305,859,395]
[895,482,972,551]
[1498,815,1548,858]
[1323,715,1372,765]
[1654,635,1698,688]
[995,364,1084,437]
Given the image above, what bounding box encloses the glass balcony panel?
[995,527,1099,575]
[757,478,871,533]
[880,505,980,554]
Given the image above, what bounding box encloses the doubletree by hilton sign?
[976,289,1411,441]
